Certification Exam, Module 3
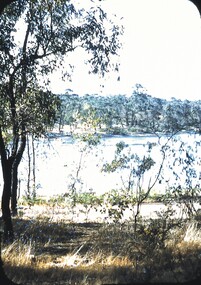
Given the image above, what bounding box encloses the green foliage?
[20,195,47,206]
[0,0,122,230]
[139,207,181,248]
[75,133,101,147]
[102,141,155,182]
[73,191,103,206]
[101,141,159,226]
[57,85,201,136]
[160,136,201,218]
[64,125,102,213]
[101,189,135,222]
[109,127,129,135]
[0,0,121,136]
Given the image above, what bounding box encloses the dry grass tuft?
[2,239,35,266]
[1,204,201,284]
[183,221,201,243]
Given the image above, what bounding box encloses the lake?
[1,131,201,198]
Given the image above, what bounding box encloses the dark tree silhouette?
[0,0,16,13]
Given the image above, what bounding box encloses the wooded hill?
[57,84,201,135]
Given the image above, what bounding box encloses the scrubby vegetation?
[1,196,201,284]
[2,124,200,284]
[1,118,201,284]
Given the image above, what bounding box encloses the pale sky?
[49,0,201,101]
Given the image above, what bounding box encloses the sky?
[48,0,201,101]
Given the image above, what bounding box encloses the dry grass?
[1,204,201,284]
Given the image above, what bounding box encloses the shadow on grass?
[13,218,104,256]
[4,262,201,285]
[2,216,201,284]
[4,262,137,285]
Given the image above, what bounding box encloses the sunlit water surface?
[1,132,201,198]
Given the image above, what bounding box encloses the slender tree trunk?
[11,134,26,216]
[1,159,14,241]
[0,127,14,241]
[125,111,129,127]
[32,135,36,199]
[26,135,31,200]
[0,126,26,240]
[11,161,19,216]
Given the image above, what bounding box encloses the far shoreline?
[46,128,196,140]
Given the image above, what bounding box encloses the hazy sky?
[49,0,201,101]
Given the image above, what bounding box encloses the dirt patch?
[2,204,201,284]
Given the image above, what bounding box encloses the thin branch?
[22,23,30,55]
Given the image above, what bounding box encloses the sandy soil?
[17,201,198,223]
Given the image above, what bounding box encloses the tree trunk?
[1,159,14,242]
[0,128,14,241]
[32,135,36,199]
[11,134,26,216]
[11,161,18,217]
[26,135,31,200]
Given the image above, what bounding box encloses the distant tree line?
[57,84,201,135]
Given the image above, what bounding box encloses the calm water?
[1,132,201,197]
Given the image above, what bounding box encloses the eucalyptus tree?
[182,100,201,132]
[0,0,122,241]
[95,95,115,130]
[121,84,149,131]
[139,96,165,133]
[191,100,201,132]
[161,98,189,133]
[58,90,81,132]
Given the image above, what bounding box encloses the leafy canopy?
[0,0,122,138]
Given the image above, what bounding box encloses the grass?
[1,200,201,284]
